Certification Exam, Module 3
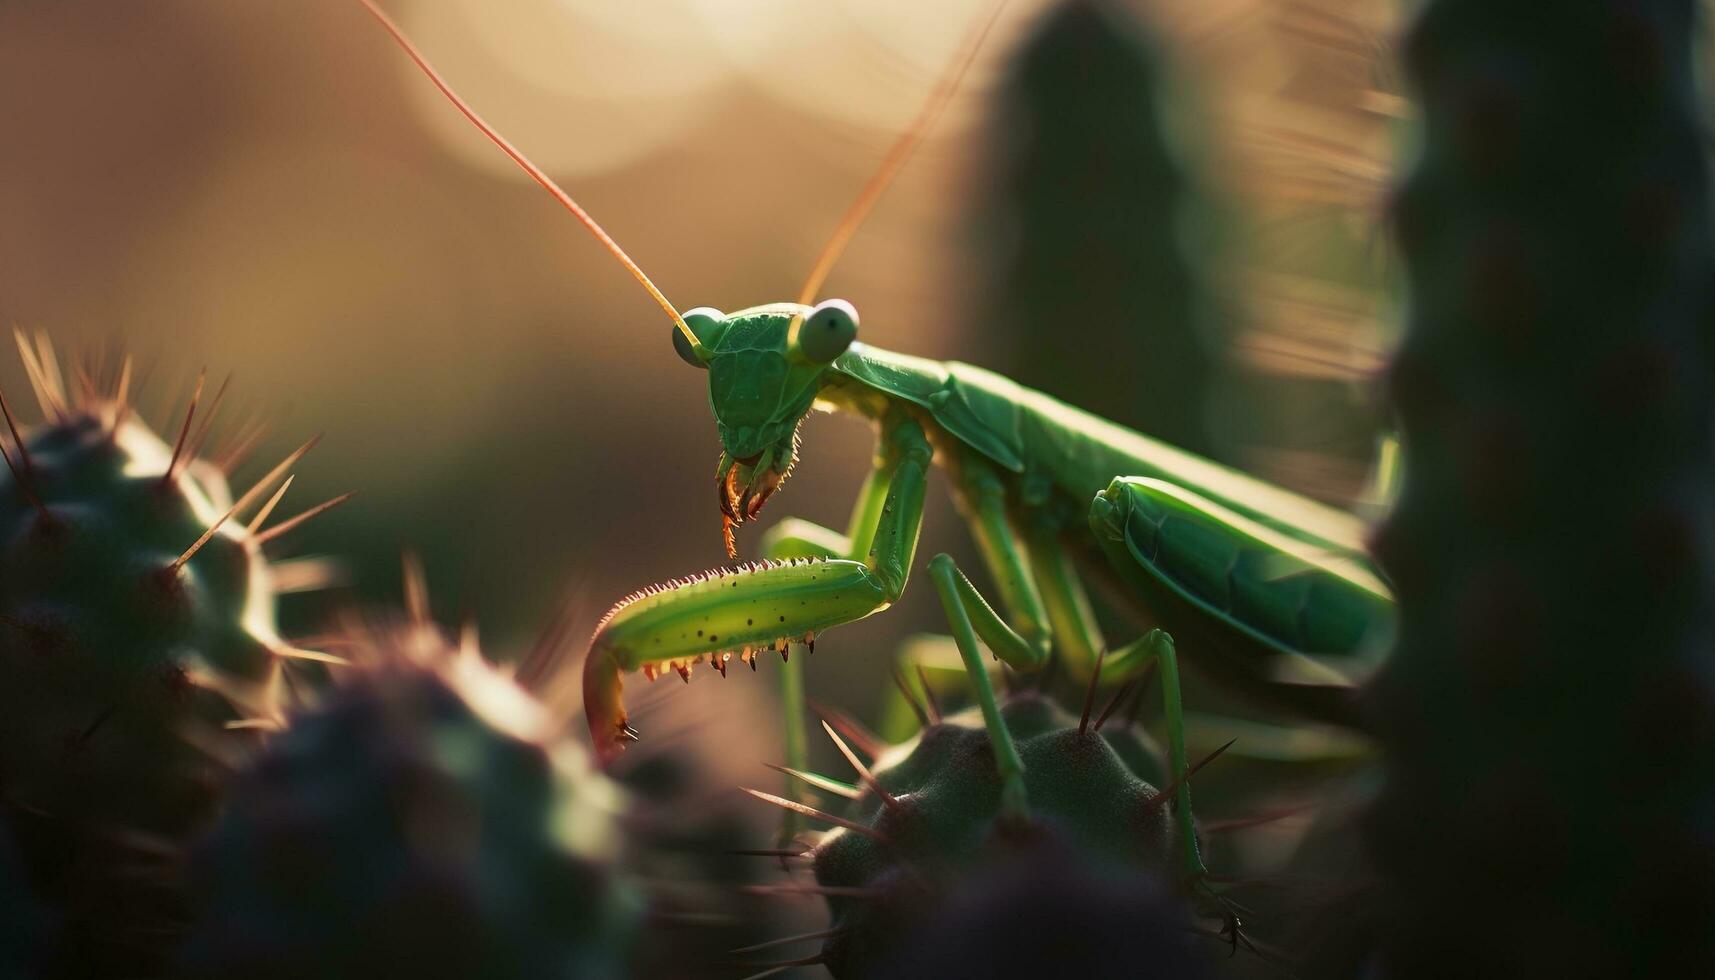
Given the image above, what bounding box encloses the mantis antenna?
[354,0,705,356]
[788,0,1010,346]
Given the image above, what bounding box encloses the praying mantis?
[355,0,1395,894]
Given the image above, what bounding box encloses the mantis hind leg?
[1016,517,1213,890]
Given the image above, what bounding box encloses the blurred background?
[0,0,1398,752]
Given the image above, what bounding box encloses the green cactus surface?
[0,366,303,838]
[808,693,1174,978]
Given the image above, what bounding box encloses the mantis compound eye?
[800,299,859,363]
[673,307,723,368]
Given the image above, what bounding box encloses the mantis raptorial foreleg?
[583,409,931,763]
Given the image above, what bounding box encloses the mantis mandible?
[355,0,1395,890]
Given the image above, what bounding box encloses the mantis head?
[672,300,860,556]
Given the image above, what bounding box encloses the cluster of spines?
[723,690,1249,977]
[637,630,815,683]
[0,334,353,975]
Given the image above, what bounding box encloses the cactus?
[1369,1,1715,975]
[0,341,339,976]
[0,344,328,838]
[175,619,642,980]
[970,0,1218,452]
[763,693,1178,978]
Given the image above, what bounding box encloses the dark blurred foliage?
[969,0,1218,454]
[1367,0,1715,976]
[0,821,49,979]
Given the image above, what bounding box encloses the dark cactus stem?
[972,0,1216,453]
[1369,2,1715,976]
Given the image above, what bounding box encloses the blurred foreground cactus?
[0,340,335,975]
[1370,1,1715,975]
[0,349,312,835]
[177,618,643,980]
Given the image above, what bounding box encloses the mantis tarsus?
[356,0,1395,894]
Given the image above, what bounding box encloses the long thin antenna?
[789,0,1009,342]
[354,0,703,355]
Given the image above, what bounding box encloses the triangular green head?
[672,299,859,556]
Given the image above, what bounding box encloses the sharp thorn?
[1201,803,1320,836]
[182,373,233,465]
[820,720,897,808]
[765,762,861,800]
[244,475,295,535]
[253,491,354,544]
[726,848,814,860]
[170,437,316,571]
[13,330,64,420]
[740,788,886,840]
[807,698,883,758]
[891,668,931,729]
[274,646,350,666]
[0,380,40,489]
[1092,678,1136,733]
[77,704,118,745]
[1147,738,1239,808]
[0,438,47,520]
[1079,647,1109,736]
[402,550,431,625]
[730,928,842,955]
[914,663,941,723]
[162,368,206,485]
